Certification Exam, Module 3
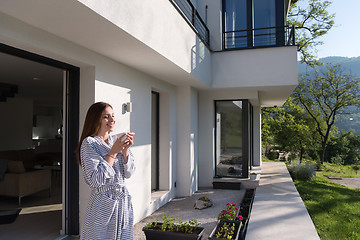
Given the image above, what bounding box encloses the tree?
[293,64,360,164]
[325,130,360,165]
[263,97,317,162]
[288,0,335,65]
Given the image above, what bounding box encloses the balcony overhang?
[0,0,209,88]
[211,46,298,106]
[0,0,298,106]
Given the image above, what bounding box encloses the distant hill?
[298,56,360,135]
[298,56,360,77]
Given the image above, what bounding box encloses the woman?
[76,102,135,240]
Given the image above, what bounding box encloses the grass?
[320,162,360,178]
[292,163,360,240]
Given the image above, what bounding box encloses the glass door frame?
[0,43,80,235]
[214,99,252,178]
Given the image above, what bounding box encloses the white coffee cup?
[117,132,128,140]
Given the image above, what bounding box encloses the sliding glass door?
[215,100,252,178]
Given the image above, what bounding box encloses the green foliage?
[288,162,317,180]
[288,0,335,65]
[266,151,279,160]
[215,222,237,240]
[352,165,359,175]
[294,171,360,240]
[325,131,360,165]
[262,97,318,162]
[321,162,360,178]
[144,215,200,234]
[293,63,360,163]
[198,196,210,201]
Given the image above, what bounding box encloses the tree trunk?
[299,147,304,163]
[320,141,326,164]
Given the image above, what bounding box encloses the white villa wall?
[77,0,212,87]
[176,86,199,197]
[212,46,298,88]
[0,12,179,226]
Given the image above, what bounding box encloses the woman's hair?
[76,102,113,164]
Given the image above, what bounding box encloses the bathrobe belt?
[94,184,131,229]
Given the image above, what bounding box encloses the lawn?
[293,163,360,240]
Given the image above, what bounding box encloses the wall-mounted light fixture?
[124,102,132,112]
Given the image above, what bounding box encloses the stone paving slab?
[245,162,320,240]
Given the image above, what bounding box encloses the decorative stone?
[194,196,213,210]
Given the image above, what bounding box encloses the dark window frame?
[151,91,160,192]
[222,0,286,50]
[0,43,80,235]
[214,99,253,178]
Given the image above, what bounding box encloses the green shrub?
[288,162,316,180]
[315,160,322,171]
[266,151,279,160]
[352,165,359,175]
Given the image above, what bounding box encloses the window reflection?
[215,101,243,178]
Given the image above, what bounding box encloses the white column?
[176,86,198,197]
[253,106,261,166]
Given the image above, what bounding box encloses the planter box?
[208,220,242,240]
[212,181,241,190]
[142,224,204,240]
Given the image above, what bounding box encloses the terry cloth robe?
[80,135,136,240]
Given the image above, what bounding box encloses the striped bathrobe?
[80,135,136,240]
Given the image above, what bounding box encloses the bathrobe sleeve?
[80,137,115,188]
[122,149,136,179]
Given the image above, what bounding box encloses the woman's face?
[99,106,115,133]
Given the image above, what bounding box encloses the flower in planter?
[218,202,238,221]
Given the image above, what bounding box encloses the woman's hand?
[108,132,135,163]
[121,132,135,162]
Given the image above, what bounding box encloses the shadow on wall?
[191,38,212,86]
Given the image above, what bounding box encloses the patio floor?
[133,188,246,239]
[133,161,320,240]
[2,162,320,240]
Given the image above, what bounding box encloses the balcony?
[223,26,296,50]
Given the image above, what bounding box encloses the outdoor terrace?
[0,162,319,240]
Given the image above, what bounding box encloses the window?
[223,0,284,49]
[215,100,253,178]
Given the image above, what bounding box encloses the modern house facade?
[0,0,298,236]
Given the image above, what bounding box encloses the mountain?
[298,56,360,77]
[298,56,360,135]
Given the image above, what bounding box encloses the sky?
[315,0,360,59]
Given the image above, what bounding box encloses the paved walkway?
[246,162,320,240]
[327,176,360,189]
